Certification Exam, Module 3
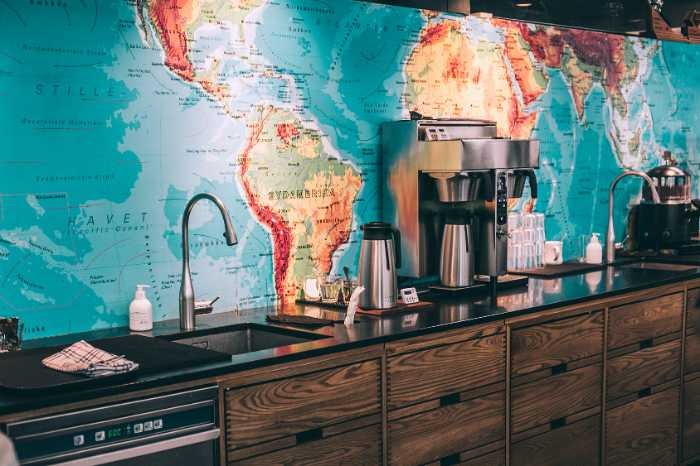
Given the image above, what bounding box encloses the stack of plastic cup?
[508,212,546,271]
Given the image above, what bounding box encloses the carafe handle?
[392,227,402,269]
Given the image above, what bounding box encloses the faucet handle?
[194,300,215,315]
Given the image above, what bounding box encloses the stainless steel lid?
[643,151,692,204]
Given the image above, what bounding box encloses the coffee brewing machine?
[382,118,540,297]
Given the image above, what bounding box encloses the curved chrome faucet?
[606,171,661,263]
[180,193,238,330]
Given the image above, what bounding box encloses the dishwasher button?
[94,431,105,442]
[73,434,85,447]
[133,423,143,434]
[153,419,163,430]
[143,421,153,432]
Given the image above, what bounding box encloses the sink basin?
[167,323,329,355]
[622,262,698,272]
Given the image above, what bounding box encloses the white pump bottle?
[129,284,153,331]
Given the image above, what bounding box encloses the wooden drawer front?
[606,387,679,466]
[688,287,700,333]
[607,340,681,401]
[608,293,683,349]
[388,392,504,466]
[511,311,603,377]
[232,425,381,466]
[686,333,700,375]
[225,359,380,450]
[684,377,700,461]
[511,364,601,434]
[424,449,505,466]
[511,415,600,466]
[387,334,504,409]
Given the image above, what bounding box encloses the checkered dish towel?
[42,340,139,377]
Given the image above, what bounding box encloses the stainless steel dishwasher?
[2,385,220,465]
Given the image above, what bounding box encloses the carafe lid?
[361,222,394,240]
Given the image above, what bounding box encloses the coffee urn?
[357,222,401,309]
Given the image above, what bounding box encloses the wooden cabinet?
[687,333,700,375]
[231,424,382,465]
[608,293,683,350]
[511,363,601,434]
[511,311,603,377]
[388,391,504,466]
[385,324,504,409]
[607,340,681,401]
[511,415,600,466]
[683,376,700,462]
[606,387,679,466]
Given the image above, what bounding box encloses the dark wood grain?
[686,332,700,375]
[511,311,604,376]
[606,387,679,466]
[511,363,601,433]
[225,359,380,450]
[232,425,381,465]
[387,334,504,409]
[388,391,504,466]
[511,415,600,466]
[684,377,700,461]
[607,340,681,401]
[385,323,504,356]
[608,293,683,349]
[687,287,700,333]
[459,449,506,466]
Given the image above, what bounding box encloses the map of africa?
[0,1,698,338]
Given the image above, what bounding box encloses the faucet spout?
[180,193,237,330]
[605,171,661,264]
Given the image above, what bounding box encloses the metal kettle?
[357,222,401,309]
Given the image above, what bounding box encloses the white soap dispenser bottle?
[585,233,603,265]
[129,284,153,331]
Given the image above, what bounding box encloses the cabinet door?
[684,377,700,461]
[225,359,381,450]
[387,334,504,409]
[606,387,679,466]
[608,293,683,349]
[686,332,700,375]
[388,391,504,466]
[511,415,600,466]
[232,425,381,466]
[511,311,603,377]
[511,364,601,434]
[606,340,681,401]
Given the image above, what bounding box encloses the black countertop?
[1,261,698,417]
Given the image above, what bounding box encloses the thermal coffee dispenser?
[381,118,540,295]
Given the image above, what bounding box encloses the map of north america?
[0,0,697,338]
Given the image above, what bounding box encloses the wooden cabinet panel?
[687,287,700,333]
[511,364,601,434]
[387,334,504,409]
[232,425,381,466]
[457,450,505,466]
[684,377,700,461]
[608,293,683,349]
[606,387,679,466]
[511,311,603,377]
[511,415,600,466]
[388,392,504,466]
[607,340,681,401]
[225,359,380,450]
[686,332,700,375]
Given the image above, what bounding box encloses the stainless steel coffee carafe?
[357,222,401,309]
[440,215,474,287]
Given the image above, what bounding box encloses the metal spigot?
[180,193,237,330]
[605,171,661,263]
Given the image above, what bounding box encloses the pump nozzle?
[134,284,150,299]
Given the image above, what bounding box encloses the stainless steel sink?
[167,323,329,355]
[622,262,698,272]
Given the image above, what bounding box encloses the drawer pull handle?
[638,388,652,399]
[639,338,653,350]
[440,393,461,407]
[295,428,322,445]
[551,363,568,375]
[440,453,460,465]
[550,417,567,430]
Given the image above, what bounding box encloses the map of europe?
[1,0,698,338]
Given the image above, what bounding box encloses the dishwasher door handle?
[50,428,220,466]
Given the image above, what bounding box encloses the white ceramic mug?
[544,241,563,265]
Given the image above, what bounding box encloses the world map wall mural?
[0,1,698,339]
